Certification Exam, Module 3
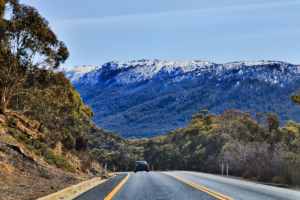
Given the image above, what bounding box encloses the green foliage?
[18,133,31,144]
[105,109,300,186]
[8,128,18,137]
[0,145,5,152]
[202,109,209,115]
[88,123,126,152]
[272,176,285,184]
[290,88,300,105]
[42,148,76,173]
[61,128,75,150]
[0,0,69,114]
[8,116,18,125]
[1,123,8,128]
[91,148,108,163]
[32,120,40,129]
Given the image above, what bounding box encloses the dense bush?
[75,135,88,151]
[61,128,76,150]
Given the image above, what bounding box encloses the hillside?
[57,60,300,138]
[0,113,104,200]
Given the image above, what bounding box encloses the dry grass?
[0,140,94,200]
[0,114,98,200]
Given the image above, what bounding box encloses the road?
[74,171,300,200]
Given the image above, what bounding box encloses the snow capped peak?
[56,65,97,83]
[56,60,300,86]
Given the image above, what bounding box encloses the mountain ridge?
[57,60,300,138]
[58,60,300,85]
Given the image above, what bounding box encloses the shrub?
[291,166,300,186]
[61,128,75,150]
[0,146,5,152]
[245,167,261,178]
[32,148,42,156]
[282,165,293,185]
[79,153,93,172]
[1,123,8,128]
[75,135,88,151]
[32,139,44,150]
[37,134,44,142]
[8,116,18,125]
[241,173,248,179]
[257,169,270,182]
[8,128,18,137]
[39,130,60,149]
[18,133,31,144]
[272,176,285,184]
[42,148,76,173]
[32,120,40,129]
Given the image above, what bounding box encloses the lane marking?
[104,173,130,200]
[182,171,300,194]
[163,172,233,200]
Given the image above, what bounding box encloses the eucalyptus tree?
[0,0,69,114]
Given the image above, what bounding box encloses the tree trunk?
[0,96,7,115]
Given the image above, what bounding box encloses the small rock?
[51,185,55,189]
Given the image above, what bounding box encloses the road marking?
[185,171,300,194]
[163,172,233,200]
[104,173,130,200]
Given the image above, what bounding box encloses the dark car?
[134,161,149,173]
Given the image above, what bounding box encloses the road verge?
[37,173,116,200]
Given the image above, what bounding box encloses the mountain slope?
[57,60,300,138]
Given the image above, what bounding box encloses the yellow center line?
[104,173,130,200]
[167,174,230,200]
[163,172,233,200]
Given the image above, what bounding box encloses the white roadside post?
[227,164,228,176]
[113,165,115,172]
[104,162,107,173]
[222,164,224,175]
[101,163,103,175]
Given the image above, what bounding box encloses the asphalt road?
[74,171,300,200]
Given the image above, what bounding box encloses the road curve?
[74,171,300,200]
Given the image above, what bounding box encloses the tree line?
[92,108,300,186]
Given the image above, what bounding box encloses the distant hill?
[57,60,300,138]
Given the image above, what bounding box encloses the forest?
[91,108,300,186]
[1,0,300,188]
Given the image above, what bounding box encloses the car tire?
[134,171,137,173]
[146,170,149,172]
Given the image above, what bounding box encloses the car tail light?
[146,164,148,166]
[135,164,137,166]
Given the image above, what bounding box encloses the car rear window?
[136,161,147,164]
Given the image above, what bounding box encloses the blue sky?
[18,0,300,66]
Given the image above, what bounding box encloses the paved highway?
[74,171,300,200]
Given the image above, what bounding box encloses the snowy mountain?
[58,60,300,85]
[57,60,300,138]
